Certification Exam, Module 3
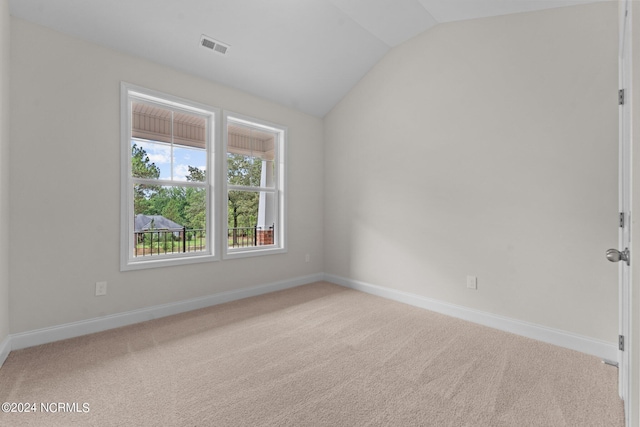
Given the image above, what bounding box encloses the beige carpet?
[0,282,624,426]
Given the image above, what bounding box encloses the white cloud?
[136,141,171,164]
[174,164,190,181]
[148,152,171,164]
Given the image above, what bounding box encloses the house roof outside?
[134,214,184,232]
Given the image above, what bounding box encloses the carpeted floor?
[0,282,624,426]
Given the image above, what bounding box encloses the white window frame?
[223,112,287,259]
[120,82,219,271]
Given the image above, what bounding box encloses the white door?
[612,1,632,423]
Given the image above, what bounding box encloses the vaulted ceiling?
[9,0,602,117]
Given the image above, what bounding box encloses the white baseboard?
[324,274,618,362]
[2,272,618,364]
[0,335,10,367]
[10,273,324,351]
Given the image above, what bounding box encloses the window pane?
[174,146,207,182]
[227,121,276,187]
[131,100,207,182]
[227,189,276,248]
[133,184,207,257]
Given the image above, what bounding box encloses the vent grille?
[200,35,229,55]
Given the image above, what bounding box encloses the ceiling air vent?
[200,35,229,55]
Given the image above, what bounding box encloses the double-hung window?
[121,83,217,270]
[224,113,286,258]
[121,84,287,270]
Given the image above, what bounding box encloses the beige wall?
[324,2,619,342]
[0,0,9,342]
[6,1,621,349]
[8,18,324,334]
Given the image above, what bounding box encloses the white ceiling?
[9,0,603,117]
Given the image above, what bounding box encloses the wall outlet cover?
[95,281,107,296]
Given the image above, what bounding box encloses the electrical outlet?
[305,254,310,263]
[95,281,107,296]
[466,276,477,290]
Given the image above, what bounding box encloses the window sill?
[121,253,219,271]
[223,246,287,260]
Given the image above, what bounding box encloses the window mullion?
[227,185,275,192]
[132,178,206,188]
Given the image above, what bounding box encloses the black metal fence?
[228,224,274,248]
[134,225,275,255]
[228,227,256,248]
[134,227,205,257]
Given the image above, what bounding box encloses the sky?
[134,140,207,181]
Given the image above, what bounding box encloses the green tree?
[227,154,261,187]
[183,166,206,231]
[155,187,185,225]
[184,187,205,230]
[132,144,160,179]
[132,144,160,214]
[146,187,169,216]
[186,166,206,182]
